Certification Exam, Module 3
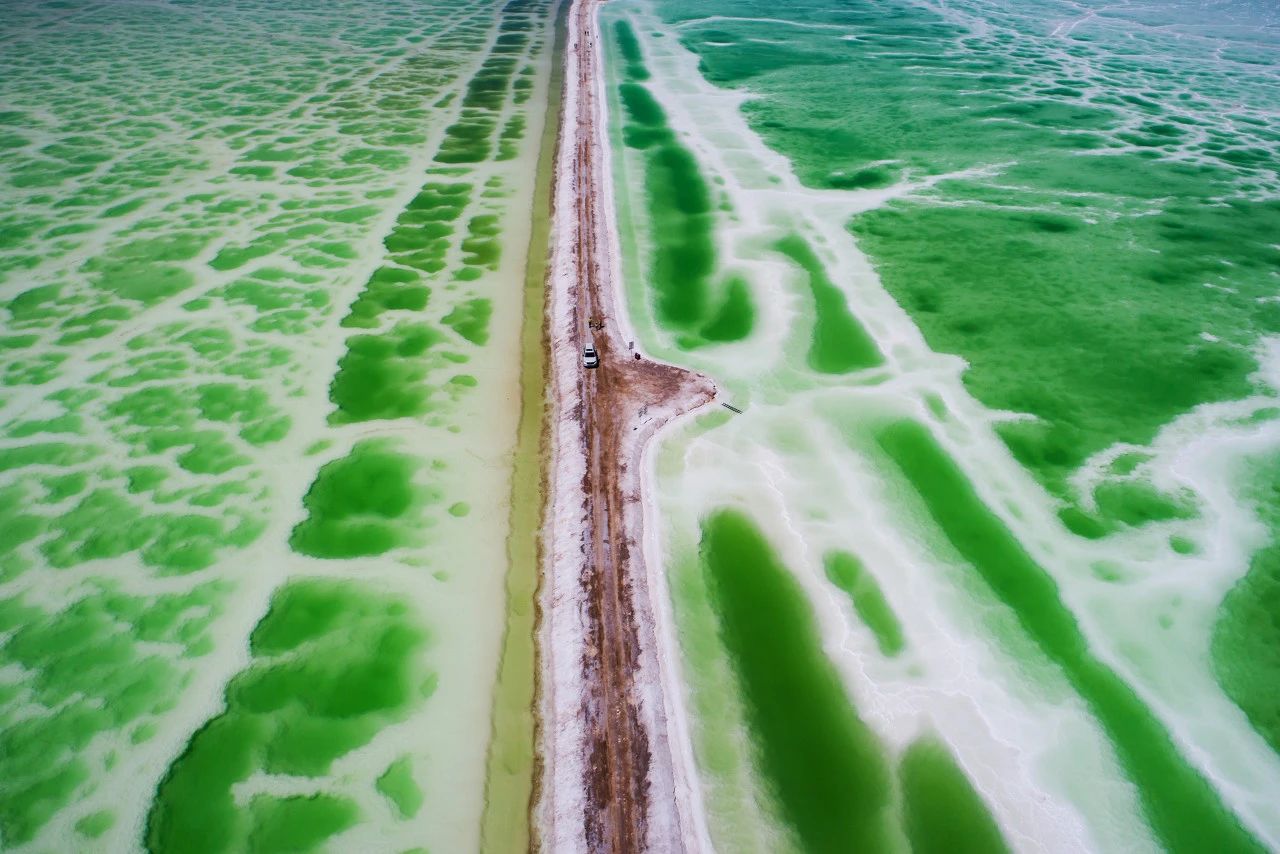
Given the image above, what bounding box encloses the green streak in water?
[612,15,650,81]
[701,509,896,854]
[899,737,1010,854]
[610,20,753,347]
[774,235,881,373]
[341,266,429,330]
[823,551,904,656]
[874,419,1262,853]
[665,525,782,852]
[700,274,755,343]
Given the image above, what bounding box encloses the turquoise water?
[0,0,555,849]
[606,0,1280,850]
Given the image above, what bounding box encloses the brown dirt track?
[560,0,714,850]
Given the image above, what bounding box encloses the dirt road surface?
[539,0,716,850]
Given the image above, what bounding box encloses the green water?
[0,0,558,847]
[610,0,1280,848]
[609,21,755,348]
[1212,457,1280,755]
[823,552,904,657]
[0,578,230,843]
[147,579,431,854]
[773,236,882,374]
[659,0,1280,515]
[854,198,1264,511]
[663,524,788,853]
[700,509,899,853]
[378,757,426,820]
[899,737,1010,854]
[695,509,1020,853]
[871,418,1259,852]
[290,440,433,559]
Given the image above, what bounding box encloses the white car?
[583,345,599,368]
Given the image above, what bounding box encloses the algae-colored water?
[699,509,897,854]
[0,0,560,848]
[823,552,904,658]
[147,580,432,853]
[873,419,1260,853]
[606,0,1280,849]
[899,737,1010,854]
[696,509,1015,854]
[610,19,755,349]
